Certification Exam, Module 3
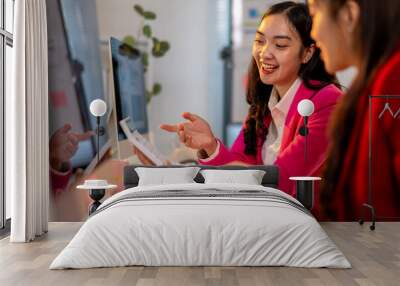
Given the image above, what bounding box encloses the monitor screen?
[59,0,108,169]
[110,37,148,139]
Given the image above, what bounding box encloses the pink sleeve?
[198,127,260,165]
[275,102,337,195]
[50,165,72,193]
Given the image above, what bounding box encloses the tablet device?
[119,117,168,166]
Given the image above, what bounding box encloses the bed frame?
[123,165,279,189]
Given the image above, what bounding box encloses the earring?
[303,55,311,64]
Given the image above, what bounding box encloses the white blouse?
[262,78,302,165]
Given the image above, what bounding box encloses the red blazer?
[331,47,400,221]
[199,82,343,196]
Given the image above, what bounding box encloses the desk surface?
[1,222,399,286]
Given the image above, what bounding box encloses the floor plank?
[0,222,399,286]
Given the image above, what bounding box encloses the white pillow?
[200,169,266,185]
[135,167,201,186]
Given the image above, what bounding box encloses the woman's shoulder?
[303,81,343,107]
[371,46,400,95]
[318,83,343,97]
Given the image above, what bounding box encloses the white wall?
[206,0,230,142]
[96,0,228,154]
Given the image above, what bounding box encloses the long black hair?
[318,0,400,218]
[243,1,336,156]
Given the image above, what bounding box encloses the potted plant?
[123,4,171,103]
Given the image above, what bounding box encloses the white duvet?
[50,183,351,269]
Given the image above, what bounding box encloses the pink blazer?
[199,82,343,196]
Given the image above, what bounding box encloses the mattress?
[50,183,350,269]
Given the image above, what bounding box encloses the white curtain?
[7,0,49,242]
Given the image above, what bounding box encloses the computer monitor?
[109,37,149,139]
[59,0,109,169]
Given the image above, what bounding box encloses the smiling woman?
[252,14,310,95]
[158,2,342,208]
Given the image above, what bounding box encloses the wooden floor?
[0,222,399,286]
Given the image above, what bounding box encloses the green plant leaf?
[155,42,162,52]
[152,40,163,57]
[145,90,153,103]
[142,52,149,68]
[133,5,144,16]
[122,35,136,48]
[152,83,162,95]
[152,49,161,57]
[152,37,159,45]
[153,51,163,57]
[143,25,152,38]
[143,11,156,20]
[159,41,170,53]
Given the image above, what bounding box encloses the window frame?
[0,0,14,232]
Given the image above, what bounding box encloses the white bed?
[50,183,351,269]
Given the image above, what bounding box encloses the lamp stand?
[96,116,100,164]
[95,116,105,164]
[299,116,309,162]
[295,180,314,210]
[88,189,106,215]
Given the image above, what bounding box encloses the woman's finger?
[74,130,96,142]
[136,151,146,162]
[64,148,74,160]
[178,123,185,131]
[139,152,154,166]
[135,149,154,166]
[64,143,76,160]
[160,124,179,133]
[185,135,193,148]
[182,112,201,122]
[65,142,74,153]
[67,133,79,146]
[53,124,72,137]
[178,130,186,143]
[70,144,78,156]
